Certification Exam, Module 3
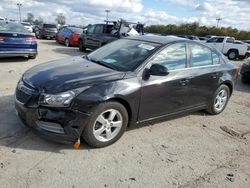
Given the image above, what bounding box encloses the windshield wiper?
[85,56,117,71]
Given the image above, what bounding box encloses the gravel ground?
[0,40,250,188]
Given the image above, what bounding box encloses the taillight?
[0,36,5,41]
[24,36,36,41]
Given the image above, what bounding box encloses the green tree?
[144,23,250,40]
[55,13,66,25]
[26,13,34,23]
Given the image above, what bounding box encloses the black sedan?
[15,35,238,147]
[241,60,250,83]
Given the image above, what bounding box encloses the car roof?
[126,35,187,44]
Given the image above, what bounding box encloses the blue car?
[0,21,37,59]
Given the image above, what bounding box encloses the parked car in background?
[0,21,37,59]
[207,36,250,60]
[241,60,250,83]
[198,37,208,42]
[15,35,238,147]
[21,22,33,33]
[56,26,83,47]
[178,35,200,41]
[35,23,58,39]
[78,20,144,52]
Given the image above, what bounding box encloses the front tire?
[83,101,128,148]
[207,84,230,115]
[65,38,70,47]
[78,39,86,52]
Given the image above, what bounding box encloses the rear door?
[84,25,97,49]
[207,37,225,52]
[186,43,221,106]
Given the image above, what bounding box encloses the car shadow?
[0,56,29,63]
[235,77,250,93]
[52,47,86,56]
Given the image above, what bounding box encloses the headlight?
[39,91,76,107]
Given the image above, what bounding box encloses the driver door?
[138,42,193,121]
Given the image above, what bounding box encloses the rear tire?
[28,54,37,59]
[227,50,238,60]
[207,84,230,115]
[83,101,128,148]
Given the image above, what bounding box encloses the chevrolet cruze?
[15,35,238,147]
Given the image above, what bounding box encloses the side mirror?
[149,64,169,76]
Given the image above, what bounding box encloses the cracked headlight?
[39,86,90,107]
[39,91,76,107]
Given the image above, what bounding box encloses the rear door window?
[190,44,212,67]
[226,38,234,43]
[207,37,224,43]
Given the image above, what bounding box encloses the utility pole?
[216,18,222,28]
[105,9,110,23]
[17,3,22,22]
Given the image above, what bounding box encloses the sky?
[0,0,250,31]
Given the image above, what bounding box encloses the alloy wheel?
[214,89,228,112]
[93,109,123,142]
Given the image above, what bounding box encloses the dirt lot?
[0,40,250,188]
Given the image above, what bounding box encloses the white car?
[207,36,250,60]
[21,22,33,33]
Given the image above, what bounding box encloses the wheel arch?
[105,97,132,127]
[220,81,233,96]
[227,48,239,55]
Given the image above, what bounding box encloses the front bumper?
[15,99,90,144]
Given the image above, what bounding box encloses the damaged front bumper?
[15,99,90,144]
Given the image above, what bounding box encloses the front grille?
[15,79,38,104]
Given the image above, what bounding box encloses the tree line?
[23,13,66,25]
[144,23,250,40]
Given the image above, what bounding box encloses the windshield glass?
[44,24,57,28]
[0,22,28,33]
[87,39,160,71]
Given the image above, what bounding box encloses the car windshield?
[86,39,160,71]
[44,24,57,28]
[0,22,28,33]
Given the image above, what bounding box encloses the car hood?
[23,56,126,93]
